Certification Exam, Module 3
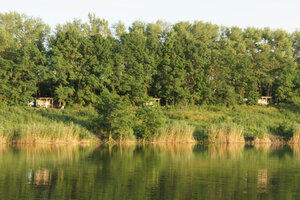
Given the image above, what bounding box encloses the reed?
[166,104,300,144]
[288,124,300,144]
[205,123,244,144]
[105,132,137,144]
[0,106,95,144]
[252,133,272,144]
[2,104,299,144]
[152,121,195,143]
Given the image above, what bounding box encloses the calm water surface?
[0,144,300,200]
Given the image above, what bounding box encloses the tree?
[118,28,155,105]
[55,85,74,106]
[0,12,49,104]
[95,90,135,140]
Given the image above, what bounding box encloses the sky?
[0,0,299,32]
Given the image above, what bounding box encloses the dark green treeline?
[0,12,299,106]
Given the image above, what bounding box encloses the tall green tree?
[0,12,49,104]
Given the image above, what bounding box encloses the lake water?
[0,144,300,200]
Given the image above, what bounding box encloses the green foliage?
[95,91,135,141]
[273,121,294,141]
[0,12,49,105]
[247,90,260,105]
[55,85,74,106]
[218,85,238,106]
[0,11,299,110]
[134,107,166,139]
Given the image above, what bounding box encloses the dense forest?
[0,12,299,107]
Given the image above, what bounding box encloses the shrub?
[274,122,294,141]
[247,90,260,105]
[95,91,135,141]
[134,107,166,140]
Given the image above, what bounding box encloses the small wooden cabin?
[143,98,161,107]
[36,97,54,108]
[258,96,272,105]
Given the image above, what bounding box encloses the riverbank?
[0,105,96,144]
[166,104,300,144]
[0,104,299,144]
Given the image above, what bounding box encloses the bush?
[134,107,166,140]
[247,90,260,105]
[95,91,135,141]
[274,122,294,141]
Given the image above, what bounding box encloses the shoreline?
[1,105,299,145]
[0,137,297,145]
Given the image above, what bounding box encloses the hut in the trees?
[258,96,272,105]
[143,98,161,107]
[36,97,54,108]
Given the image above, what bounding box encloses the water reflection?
[27,168,51,186]
[289,144,300,157]
[206,144,244,160]
[0,144,300,200]
[257,169,268,194]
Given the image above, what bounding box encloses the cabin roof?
[260,96,272,99]
[37,97,54,100]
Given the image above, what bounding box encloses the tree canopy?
[0,12,299,106]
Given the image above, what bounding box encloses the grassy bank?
[1,104,300,144]
[166,104,300,144]
[0,104,196,144]
[0,105,96,144]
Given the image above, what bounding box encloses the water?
[0,144,300,200]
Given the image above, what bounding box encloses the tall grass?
[1,104,299,144]
[105,131,137,144]
[252,135,272,144]
[165,104,300,144]
[0,106,95,144]
[152,121,195,143]
[289,124,300,144]
[205,123,244,144]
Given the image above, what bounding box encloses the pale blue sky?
[1,0,299,32]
